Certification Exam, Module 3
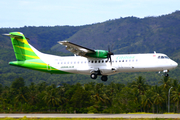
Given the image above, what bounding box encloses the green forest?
[0,76,179,113]
[0,11,180,86]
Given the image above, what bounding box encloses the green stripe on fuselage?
[9,59,72,74]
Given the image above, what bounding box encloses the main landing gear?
[90,70,108,82]
[101,75,108,81]
[90,73,97,79]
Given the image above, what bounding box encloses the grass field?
[1,118,180,120]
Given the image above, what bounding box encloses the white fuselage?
[39,52,178,75]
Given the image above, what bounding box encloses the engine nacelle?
[86,50,108,58]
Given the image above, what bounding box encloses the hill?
[52,11,180,58]
[0,11,180,86]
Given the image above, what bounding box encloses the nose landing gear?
[165,73,169,77]
[163,70,169,77]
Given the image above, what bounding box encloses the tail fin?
[3,32,40,61]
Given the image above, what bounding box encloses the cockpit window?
[158,56,169,59]
[164,56,169,59]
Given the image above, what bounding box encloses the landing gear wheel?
[90,73,97,79]
[165,73,169,77]
[101,76,108,82]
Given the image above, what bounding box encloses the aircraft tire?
[90,73,97,79]
[165,73,169,77]
[101,76,108,81]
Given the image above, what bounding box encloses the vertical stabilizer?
[3,32,40,61]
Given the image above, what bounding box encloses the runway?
[0,114,180,118]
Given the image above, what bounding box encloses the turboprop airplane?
[3,32,178,81]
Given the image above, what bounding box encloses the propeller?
[107,45,114,65]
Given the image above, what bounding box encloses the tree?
[159,76,172,111]
[28,82,39,106]
[141,89,153,112]
[131,76,148,95]
[11,77,25,90]
[70,87,91,113]
[152,85,165,113]
[43,85,62,111]
[171,85,180,113]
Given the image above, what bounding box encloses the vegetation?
[0,118,179,120]
[0,11,180,86]
[0,76,179,113]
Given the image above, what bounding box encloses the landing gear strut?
[163,70,169,77]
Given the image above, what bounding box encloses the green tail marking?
[5,32,39,61]
[4,32,72,74]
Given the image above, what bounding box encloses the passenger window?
[99,60,100,63]
[122,60,124,62]
[102,60,104,63]
[64,62,66,64]
[119,60,121,62]
[158,56,160,59]
[77,61,79,64]
[74,61,76,64]
[95,61,97,63]
[91,61,93,63]
[126,60,128,62]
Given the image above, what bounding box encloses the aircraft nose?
[172,61,178,68]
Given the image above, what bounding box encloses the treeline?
[0,76,179,113]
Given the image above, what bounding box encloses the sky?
[0,0,180,28]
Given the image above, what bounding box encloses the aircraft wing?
[58,41,95,56]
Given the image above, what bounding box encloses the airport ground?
[0,114,180,119]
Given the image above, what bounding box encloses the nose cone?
[172,61,178,68]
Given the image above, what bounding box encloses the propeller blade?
[106,45,114,65]
[109,55,112,66]
[108,45,110,52]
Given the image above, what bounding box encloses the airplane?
[3,32,178,81]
